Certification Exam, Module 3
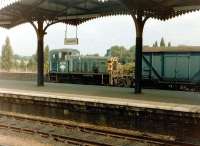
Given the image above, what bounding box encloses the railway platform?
[0,79,200,108]
[0,79,199,145]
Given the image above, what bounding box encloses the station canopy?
[0,0,200,28]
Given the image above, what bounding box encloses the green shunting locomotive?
[48,49,116,85]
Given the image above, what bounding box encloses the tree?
[26,54,37,72]
[1,37,13,72]
[168,42,171,47]
[105,46,128,64]
[13,59,19,71]
[86,53,99,57]
[153,41,158,47]
[105,46,126,57]
[27,58,35,72]
[129,46,135,62]
[19,59,26,71]
[44,45,49,73]
[160,37,166,47]
[105,45,135,64]
[154,41,158,47]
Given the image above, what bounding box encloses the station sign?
[64,38,79,45]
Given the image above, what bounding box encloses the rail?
[0,111,197,146]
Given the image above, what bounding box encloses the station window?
[65,55,68,60]
[61,52,67,61]
[59,52,62,59]
[52,54,56,59]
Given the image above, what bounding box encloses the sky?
[0,11,200,56]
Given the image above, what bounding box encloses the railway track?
[0,111,198,146]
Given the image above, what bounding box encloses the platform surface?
[0,79,200,113]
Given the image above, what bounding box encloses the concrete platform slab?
[0,79,199,113]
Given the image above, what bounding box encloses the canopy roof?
[0,0,200,28]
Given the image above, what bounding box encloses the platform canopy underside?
[0,0,200,28]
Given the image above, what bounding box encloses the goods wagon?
[142,47,200,90]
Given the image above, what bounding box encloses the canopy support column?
[37,20,46,86]
[132,13,148,94]
[30,20,47,86]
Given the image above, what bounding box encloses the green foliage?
[105,46,125,57]
[105,45,135,64]
[27,56,36,72]
[153,38,172,48]
[0,40,49,73]
[13,59,19,71]
[153,41,158,47]
[160,37,166,47]
[19,59,26,71]
[123,63,135,74]
[44,45,49,73]
[129,46,135,61]
[86,53,99,57]
[168,42,171,47]
[155,41,158,47]
[1,37,13,71]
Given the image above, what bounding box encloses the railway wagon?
[142,46,200,90]
[48,49,110,85]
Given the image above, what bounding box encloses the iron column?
[132,14,148,93]
[37,20,45,86]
